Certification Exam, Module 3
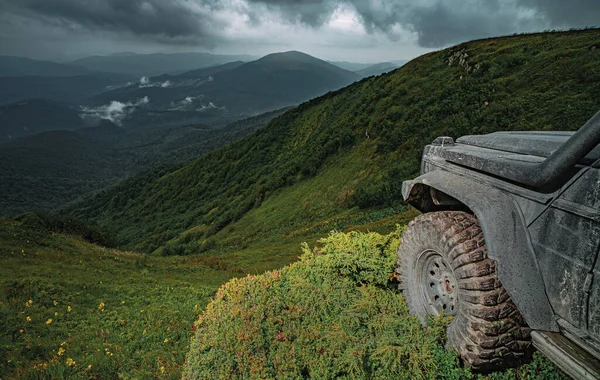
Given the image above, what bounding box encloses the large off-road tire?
[396,211,533,372]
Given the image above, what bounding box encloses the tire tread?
[397,211,533,372]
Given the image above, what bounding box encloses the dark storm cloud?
[520,0,600,27]
[0,0,224,44]
[409,1,526,48]
[0,0,598,61]
[247,0,600,47]
[247,0,337,27]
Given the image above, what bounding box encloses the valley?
[0,51,384,217]
[0,107,289,215]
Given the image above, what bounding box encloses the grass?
[184,229,567,379]
[2,219,567,379]
[0,219,233,378]
[157,148,405,256]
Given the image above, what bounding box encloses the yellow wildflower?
[98,301,105,312]
[54,312,58,317]
[25,300,33,308]
[160,366,165,373]
[121,300,125,304]
[45,318,52,325]
[26,316,31,322]
[67,306,72,312]
[19,329,24,334]
[66,358,76,367]
[53,300,58,306]
[164,338,169,343]
[87,364,92,370]
[57,347,65,356]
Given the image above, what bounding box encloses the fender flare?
[402,170,558,331]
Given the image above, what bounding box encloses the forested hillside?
[0,98,85,141]
[65,30,600,255]
[1,108,288,216]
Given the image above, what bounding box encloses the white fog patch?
[169,96,198,110]
[197,102,225,112]
[168,96,225,112]
[80,96,149,125]
[138,76,173,88]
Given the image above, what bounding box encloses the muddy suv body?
[398,111,600,378]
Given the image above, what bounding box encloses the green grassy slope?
[65,29,600,255]
[0,218,238,378]
[1,219,565,379]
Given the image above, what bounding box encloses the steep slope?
[0,217,229,378]
[72,52,256,76]
[0,99,86,140]
[0,216,562,379]
[65,30,600,254]
[183,229,563,379]
[0,55,94,77]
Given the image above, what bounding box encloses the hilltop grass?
[1,218,566,379]
[184,229,566,379]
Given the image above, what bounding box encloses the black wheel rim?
[417,249,458,316]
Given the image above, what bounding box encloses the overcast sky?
[0,0,598,63]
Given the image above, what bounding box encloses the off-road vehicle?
[397,110,600,378]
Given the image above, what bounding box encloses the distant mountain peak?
[257,51,323,64]
[107,52,138,57]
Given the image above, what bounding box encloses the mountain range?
[71,52,258,76]
[0,107,289,216]
[61,29,600,255]
[83,51,360,125]
[0,50,386,215]
[0,55,95,77]
[0,51,364,129]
